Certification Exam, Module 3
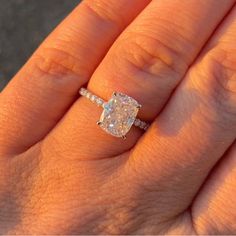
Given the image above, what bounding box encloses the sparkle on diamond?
[99,92,139,137]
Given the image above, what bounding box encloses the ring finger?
[44,0,235,159]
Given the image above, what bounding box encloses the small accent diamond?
[90,95,96,102]
[134,118,141,127]
[86,92,91,99]
[96,98,104,106]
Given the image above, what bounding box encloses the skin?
[0,0,235,234]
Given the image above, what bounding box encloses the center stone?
[99,92,140,137]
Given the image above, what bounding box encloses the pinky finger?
[193,142,236,234]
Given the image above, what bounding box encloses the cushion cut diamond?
[99,92,140,137]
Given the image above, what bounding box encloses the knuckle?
[204,48,236,117]
[210,48,236,93]
[25,45,88,95]
[200,47,236,123]
[83,0,124,31]
[119,32,188,83]
[32,47,82,78]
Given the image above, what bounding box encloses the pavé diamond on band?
[79,87,150,138]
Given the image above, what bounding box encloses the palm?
[0,0,235,234]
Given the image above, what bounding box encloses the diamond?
[79,88,86,96]
[98,92,140,137]
[90,95,96,102]
[96,98,104,106]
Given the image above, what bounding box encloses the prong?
[102,102,107,109]
[97,121,102,126]
[122,135,127,140]
[137,104,142,109]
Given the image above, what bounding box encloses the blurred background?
[0,0,80,90]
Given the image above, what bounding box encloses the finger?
[192,142,236,234]
[0,0,151,155]
[131,5,236,218]
[44,0,235,159]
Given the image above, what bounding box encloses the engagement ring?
[79,88,149,139]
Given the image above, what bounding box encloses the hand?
[0,0,235,234]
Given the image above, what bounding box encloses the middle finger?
[44,0,235,159]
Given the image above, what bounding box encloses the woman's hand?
[0,0,235,234]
